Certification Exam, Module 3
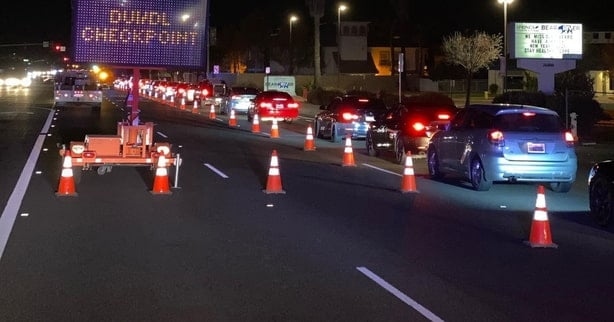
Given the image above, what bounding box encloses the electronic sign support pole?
[131,68,140,125]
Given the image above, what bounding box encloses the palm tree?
[305,0,325,88]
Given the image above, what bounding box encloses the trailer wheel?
[97,165,112,175]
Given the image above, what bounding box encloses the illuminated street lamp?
[289,15,298,74]
[498,0,513,93]
[337,4,347,76]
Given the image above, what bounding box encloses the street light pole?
[289,15,298,75]
[337,4,347,87]
[498,0,513,94]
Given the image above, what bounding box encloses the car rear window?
[344,98,387,110]
[494,113,563,132]
[260,92,292,100]
[232,87,259,95]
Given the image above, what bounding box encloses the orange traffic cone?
[151,155,172,195]
[56,151,78,196]
[263,150,285,194]
[209,104,216,119]
[342,134,356,167]
[192,100,199,114]
[525,185,557,248]
[304,125,316,151]
[270,118,280,138]
[180,97,186,110]
[229,109,237,127]
[400,151,418,193]
[252,114,261,133]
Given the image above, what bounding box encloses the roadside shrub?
[404,91,456,107]
[488,83,499,96]
[307,87,344,105]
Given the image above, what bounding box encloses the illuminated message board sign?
[71,0,208,68]
[510,22,582,60]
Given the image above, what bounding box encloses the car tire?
[427,147,444,180]
[395,137,407,165]
[550,181,573,193]
[470,157,492,191]
[247,110,253,122]
[314,121,322,138]
[283,118,293,123]
[366,132,379,157]
[589,176,613,226]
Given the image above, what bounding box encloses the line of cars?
[314,94,614,227]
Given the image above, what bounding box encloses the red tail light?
[288,102,299,108]
[437,113,451,120]
[260,102,273,108]
[412,122,425,131]
[342,112,358,121]
[83,151,96,158]
[202,89,209,96]
[564,131,575,147]
[522,112,536,117]
[489,130,505,146]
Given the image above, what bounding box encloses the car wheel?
[314,121,322,138]
[283,118,293,123]
[330,124,340,143]
[366,132,379,156]
[470,157,492,191]
[589,176,613,226]
[219,104,225,115]
[247,110,253,122]
[427,147,444,180]
[550,181,573,193]
[395,137,407,165]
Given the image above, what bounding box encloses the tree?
[305,0,325,88]
[442,31,502,107]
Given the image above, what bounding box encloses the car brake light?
[489,130,505,146]
[288,103,298,108]
[564,131,575,146]
[202,89,209,96]
[358,98,369,102]
[437,114,450,120]
[342,112,357,121]
[260,102,273,108]
[412,122,425,131]
[179,89,185,93]
[522,112,536,117]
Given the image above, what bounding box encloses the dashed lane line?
[204,163,229,178]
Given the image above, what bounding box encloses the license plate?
[276,104,284,108]
[527,142,545,153]
[365,116,375,122]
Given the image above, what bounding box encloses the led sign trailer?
[510,22,582,60]
[71,0,208,68]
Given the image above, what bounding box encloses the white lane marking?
[156,131,168,138]
[298,115,314,122]
[0,109,55,261]
[362,163,402,177]
[357,267,444,322]
[204,163,229,178]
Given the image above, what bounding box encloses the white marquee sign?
[510,22,582,60]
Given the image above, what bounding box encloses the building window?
[606,33,612,39]
[351,26,358,35]
[379,51,391,66]
[593,33,599,39]
[343,26,349,36]
[359,26,366,36]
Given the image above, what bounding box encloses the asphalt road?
[0,84,613,321]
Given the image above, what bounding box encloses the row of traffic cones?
[56,151,174,196]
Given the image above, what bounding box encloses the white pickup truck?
[54,70,103,108]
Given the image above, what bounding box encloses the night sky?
[0,0,611,45]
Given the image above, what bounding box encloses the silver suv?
[427,104,577,192]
